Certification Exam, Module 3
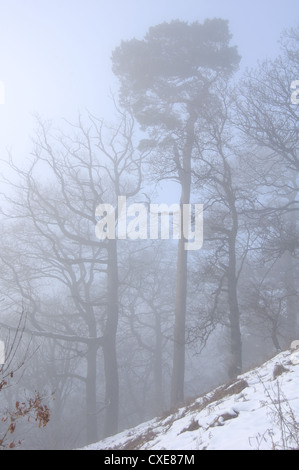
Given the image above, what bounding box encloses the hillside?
[83,350,299,451]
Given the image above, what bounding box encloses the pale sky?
[0,0,298,163]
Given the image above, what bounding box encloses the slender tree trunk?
[154,311,163,416]
[171,236,189,406]
[285,251,297,340]
[86,340,98,444]
[228,269,242,378]
[285,184,298,340]
[171,111,195,407]
[227,207,242,379]
[103,239,119,438]
[271,322,281,352]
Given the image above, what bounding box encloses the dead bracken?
[180,419,201,434]
[273,364,289,380]
[121,429,157,450]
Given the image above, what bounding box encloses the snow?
[82,350,299,451]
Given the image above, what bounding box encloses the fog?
[0,0,298,450]
[0,0,296,156]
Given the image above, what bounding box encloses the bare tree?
[112,19,240,406]
[190,82,255,378]
[0,109,142,442]
[120,244,175,416]
[237,25,299,340]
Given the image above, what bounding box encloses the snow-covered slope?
[83,350,299,451]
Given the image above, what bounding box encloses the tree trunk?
[171,111,195,407]
[285,185,298,340]
[227,209,242,379]
[86,340,98,444]
[154,311,163,415]
[228,275,242,378]
[171,237,188,406]
[285,251,297,340]
[271,323,281,352]
[103,239,119,438]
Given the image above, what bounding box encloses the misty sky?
[0,0,298,162]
